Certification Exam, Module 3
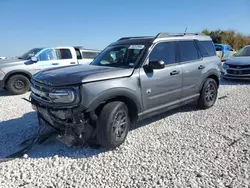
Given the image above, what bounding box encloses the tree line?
[202,29,250,50]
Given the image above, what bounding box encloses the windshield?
[18,48,44,60]
[235,46,250,57]
[90,45,145,68]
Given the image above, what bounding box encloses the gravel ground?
[0,80,249,188]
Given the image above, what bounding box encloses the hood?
[226,56,250,65]
[33,64,134,86]
[0,58,28,68]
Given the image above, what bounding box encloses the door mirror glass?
[31,56,38,62]
[149,60,165,69]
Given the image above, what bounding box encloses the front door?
[139,41,182,113]
[35,48,62,73]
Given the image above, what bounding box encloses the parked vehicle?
[30,32,221,149]
[0,57,7,60]
[214,43,236,61]
[0,46,100,94]
[221,45,250,80]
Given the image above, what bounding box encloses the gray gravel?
[0,80,250,188]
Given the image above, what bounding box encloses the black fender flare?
[199,70,220,91]
[86,87,143,113]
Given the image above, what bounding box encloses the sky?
[0,0,250,57]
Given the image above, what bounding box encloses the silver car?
[221,45,250,80]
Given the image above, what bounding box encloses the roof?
[112,32,212,46]
[74,46,101,52]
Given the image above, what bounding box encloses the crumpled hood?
[226,56,250,65]
[0,59,28,68]
[32,64,134,86]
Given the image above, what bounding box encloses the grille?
[30,80,52,102]
[228,64,250,69]
[227,69,250,75]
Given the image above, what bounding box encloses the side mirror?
[31,56,38,62]
[149,60,165,69]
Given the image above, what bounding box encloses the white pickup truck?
[0,46,101,94]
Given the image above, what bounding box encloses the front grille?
[227,69,250,75]
[228,64,250,69]
[30,80,51,92]
[30,79,52,102]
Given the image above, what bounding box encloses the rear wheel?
[197,78,218,109]
[97,101,130,149]
[6,75,30,95]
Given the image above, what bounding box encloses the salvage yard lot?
[0,80,249,188]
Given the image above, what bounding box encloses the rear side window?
[82,52,99,59]
[149,41,176,65]
[195,40,216,57]
[57,49,72,59]
[178,41,201,62]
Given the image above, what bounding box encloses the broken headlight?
[49,89,76,104]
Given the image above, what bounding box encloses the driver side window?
[149,42,176,65]
[38,49,58,61]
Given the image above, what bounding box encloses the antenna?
[184,27,188,33]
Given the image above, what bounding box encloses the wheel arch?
[199,71,220,92]
[86,88,142,123]
[4,70,32,86]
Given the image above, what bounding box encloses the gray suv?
[30,32,221,149]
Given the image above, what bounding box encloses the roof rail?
[117,36,153,41]
[155,32,206,39]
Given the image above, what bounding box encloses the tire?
[97,101,130,149]
[197,78,218,109]
[6,74,30,95]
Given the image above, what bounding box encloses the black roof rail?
[155,32,205,39]
[117,36,153,41]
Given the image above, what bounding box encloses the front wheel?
[97,101,130,149]
[6,75,30,95]
[197,78,218,109]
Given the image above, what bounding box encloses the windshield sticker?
[128,45,145,50]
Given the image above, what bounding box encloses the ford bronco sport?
[30,32,221,149]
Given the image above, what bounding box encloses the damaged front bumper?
[30,98,94,147]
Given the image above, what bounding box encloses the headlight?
[49,89,76,103]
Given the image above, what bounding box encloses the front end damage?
[31,98,95,147]
[29,80,96,147]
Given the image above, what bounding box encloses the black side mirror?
[149,60,165,69]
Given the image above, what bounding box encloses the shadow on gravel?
[0,111,105,160]
[0,103,198,160]
[0,112,38,158]
[0,89,9,97]
[130,103,198,132]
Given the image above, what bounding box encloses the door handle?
[170,70,180,76]
[70,62,76,64]
[198,65,205,70]
[52,63,59,65]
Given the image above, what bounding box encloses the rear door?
[139,41,182,112]
[178,40,205,101]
